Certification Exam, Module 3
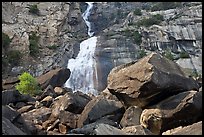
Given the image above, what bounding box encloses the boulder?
[40,96,53,107]
[107,52,199,108]
[93,123,129,135]
[2,117,26,135]
[37,85,56,101]
[162,121,202,135]
[36,68,70,90]
[58,123,67,134]
[122,125,153,135]
[77,95,124,128]
[54,87,67,96]
[2,89,35,105]
[140,90,202,134]
[2,105,20,122]
[17,105,35,113]
[2,76,19,90]
[120,106,142,127]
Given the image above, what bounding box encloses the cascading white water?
[65,2,98,95]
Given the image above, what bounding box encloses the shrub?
[16,72,41,96]
[150,2,182,12]
[136,14,164,27]
[28,4,40,15]
[133,31,142,45]
[133,8,142,16]
[163,50,174,60]
[7,50,22,66]
[179,51,190,58]
[29,32,40,57]
[47,44,58,50]
[2,32,11,48]
[138,49,147,59]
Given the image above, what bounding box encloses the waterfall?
[65,2,98,95]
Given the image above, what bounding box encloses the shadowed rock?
[140,90,202,134]
[107,52,199,108]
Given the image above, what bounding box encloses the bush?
[29,32,40,57]
[133,31,142,45]
[7,50,22,66]
[16,72,41,96]
[151,2,182,12]
[2,32,11,48]
[136,14,164,27]
[138,49,147,59]
[47,44,58,50]
[163,50,174,60]
[28,4,40,15]
[133,8,142,16]
[179,51,190,58]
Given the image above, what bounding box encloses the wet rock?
[162,121,202,135]
[140,90,202,134]
[36,68,70,90]
[77,95,124,128]
[122,125,153,135]
[2,117,26,135]
[107,52,199,108]
[120,106,142,127]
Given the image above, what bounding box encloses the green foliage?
[16,72,41,96]
[138,49,147,59]
[151,2,182,12]
[29,32,40,57]
[163,50,174,60]
[7,50,22,66]
[28,4,40,15]
[122,29,142,45]
[179,51,190,58]
[136,14,164,27]
[133,8,142,16]
[2,32,11,48]
[47,44,58,50]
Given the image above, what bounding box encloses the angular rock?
[17,105,35,113]
[54,87,67,96]
[15,102,27,109]
[77,95,124,128]
[122,125,153,135]
[2,89,36,105]
[36,68,71,90]
[162,121,202,135]
[47,119,60,131]
[2,105,20,122]
[37,85,56,101]
[93,123,129,135]
[59,123,67,134]
[40,95,53,107]
[2,117,26,135]
[120,106,142,127]
[59,110,79,129]
[2,76,19,90]
[107,52,199,108]
[140,90,202,134]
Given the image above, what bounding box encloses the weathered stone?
[47,130,64,135]
[2,117,26,135]
[140,90,202,134]
[2,76,19,90]
[54,87,67,95]
[59,123,67,134]
[93,123,129,135]
[47,119,60,131]
[77,95,124,128]
[120,106,142,127]
[40,95,53,107]
[122,125,153,135]
[37,85,56,101]
[36,68,71,90]
[59,110,78,129]
[15,102,27,109]
[162,121,202,135]
[108,52,199,108]
[2,105,20,122]
[17,105,35,113]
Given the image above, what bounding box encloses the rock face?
[107,52,199,108]
[140,90,202,134]
[36,68,70,90]
[162,121,202,135]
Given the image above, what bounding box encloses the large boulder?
[77,95,124,128]
[2,105,20,122]
[140,90,202,134]
[36,68,71,90]
[162,121,202,135]
[2,76,19,90]
[107,52,199,108]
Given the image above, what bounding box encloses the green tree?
[29,32,40,57]
[16,72,41,96]
[138,49,147,59]
[28,4,40,15]
[133,8,142,16]
[2,32,11,48]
